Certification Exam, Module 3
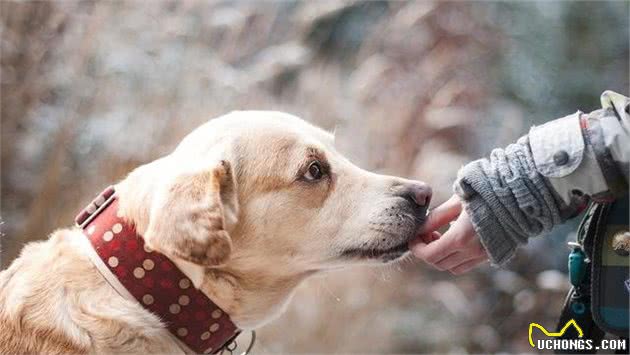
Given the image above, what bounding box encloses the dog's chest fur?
[0,229,182,354]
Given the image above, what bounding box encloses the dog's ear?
[143,160,238,267]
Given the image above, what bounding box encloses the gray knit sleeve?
[453,135,574,265]
[454,92,629,265]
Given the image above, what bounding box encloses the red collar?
[75,186,239,354]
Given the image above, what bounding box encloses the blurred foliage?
[493,1,629,124]
[1,1,627,353]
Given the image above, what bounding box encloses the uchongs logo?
[528,319,627,352]
[528,319,583,348]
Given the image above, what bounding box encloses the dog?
[0,111,431,354]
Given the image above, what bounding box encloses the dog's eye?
[303,161,324,181]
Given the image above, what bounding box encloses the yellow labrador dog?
[0,111,431,354]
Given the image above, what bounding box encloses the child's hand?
[408,195,489,274]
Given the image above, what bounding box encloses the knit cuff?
[461,194,518,266]
[453,136,569,266]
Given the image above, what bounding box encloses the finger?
[419,195,462,234]
[425,231,441,243]
[412,231,441,245]
[431,251,458,271]
[449,257,488,275]
[426,212,476,267]
[409,231,457,264]
[434,238,486,270]
[434,250,479,270]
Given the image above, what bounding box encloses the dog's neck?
[197,263,311,329]
[115,179,310,330]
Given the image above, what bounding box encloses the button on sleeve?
[529,112,585,178]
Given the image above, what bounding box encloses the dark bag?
[590,195,629,337]
[556,195,629,353]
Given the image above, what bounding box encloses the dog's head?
[117,111,430,327]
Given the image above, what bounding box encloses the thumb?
[419,194,462,234]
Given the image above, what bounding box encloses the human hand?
[409,195,489,274]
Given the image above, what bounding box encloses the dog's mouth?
[340,241,410,263]
[339,203,428,263]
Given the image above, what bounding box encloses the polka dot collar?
[76,186,239,354]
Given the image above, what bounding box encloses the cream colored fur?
[0,111,428,354]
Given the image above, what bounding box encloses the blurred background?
[1,1,628,353]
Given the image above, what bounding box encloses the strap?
[590,196,629,337]
[555,202,606,354]
[555,285,605,354]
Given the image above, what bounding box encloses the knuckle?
[426,255,440,264]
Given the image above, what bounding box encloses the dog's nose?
[395,182,432,208]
